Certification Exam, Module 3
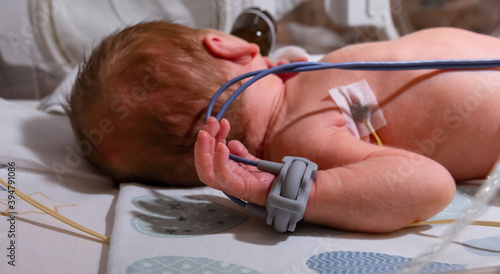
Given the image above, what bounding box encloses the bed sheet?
[0,98,499,274]
[107,183,500,274]
[0,98,117,274]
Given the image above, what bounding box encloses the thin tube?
[229,154,258,166]
[0,177,110,244]
[205,70,264,123]
[399,157,500,273]
[207,59,500,122]
[407,219,500,228]
[224,192,247,207]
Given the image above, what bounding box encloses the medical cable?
[206,58,500,209]
[206,58,500,123]
[399,156,500,273]
[407,219,500,228]
[365,120,384,146]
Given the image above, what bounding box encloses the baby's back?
[285,27,500,180]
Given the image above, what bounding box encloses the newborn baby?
[194,27,500,232]
[66,22,500,232]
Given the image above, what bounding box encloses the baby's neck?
[240,74,286,158]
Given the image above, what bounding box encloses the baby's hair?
[66,21,244,187]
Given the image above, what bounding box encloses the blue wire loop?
[206,59,500,122]
[204,58,500,208]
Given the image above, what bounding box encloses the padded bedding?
[0,98,499,274]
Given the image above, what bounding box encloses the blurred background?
[2,0,500,100]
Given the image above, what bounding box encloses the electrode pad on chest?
[329,80,387,139]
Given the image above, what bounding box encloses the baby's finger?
[212,142,248,197]
[277,59,291,66]
[264,57,276,68]
[193,130,218,188]
[203,117,220,137]
[215,118,231,144]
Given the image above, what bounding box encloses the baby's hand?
[268,45,310,65]
[264,57,308,82]
[265,46,309,82]
[194,117,275,206]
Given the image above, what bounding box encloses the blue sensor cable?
[206,59,500,122]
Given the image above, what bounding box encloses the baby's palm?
[194,117,275,206]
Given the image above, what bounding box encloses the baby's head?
[66,21,246,187]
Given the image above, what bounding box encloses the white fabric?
[269,45,310,64]
[0,100,115,274]
[0,98,106,182]
[106,183,500,274]
[329,79,387,139]
[39,66,78,114]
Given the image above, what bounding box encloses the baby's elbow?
[437,169,456,206]
[382,167,455,233]
[417,165,456,222]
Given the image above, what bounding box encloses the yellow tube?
[364,120,383,146]
[408,218,500,228]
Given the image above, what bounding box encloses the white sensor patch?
[329,80,387,139]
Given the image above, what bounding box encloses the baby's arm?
[303,136,456,232]
[195,118,456,233]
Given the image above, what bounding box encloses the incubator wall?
[2,0,500,99]
[277,0,500,54]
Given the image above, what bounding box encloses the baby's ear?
[203,33,259,64]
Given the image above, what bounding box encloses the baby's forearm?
[302,152,456,233]
[195,118,456,233]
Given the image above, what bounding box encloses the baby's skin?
[195,28,500,232]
